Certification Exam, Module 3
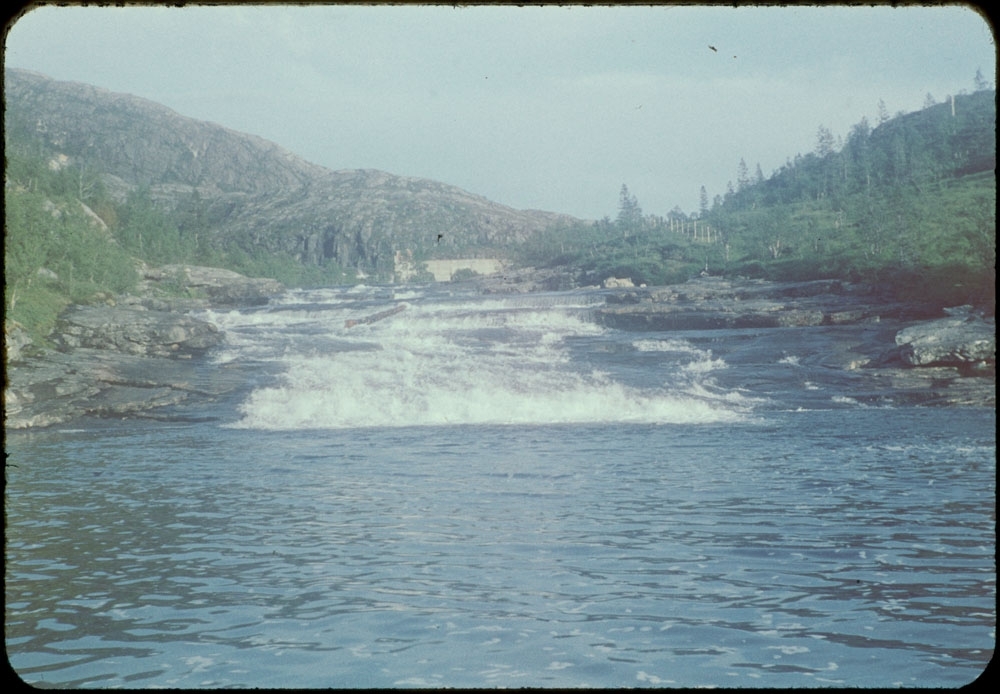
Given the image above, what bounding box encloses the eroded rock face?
[592,277,937,332]
[54,305,222,358]
[4,263,286,429]
[5,68,580,275]
[893,315,996,367]
[3,347,253,429]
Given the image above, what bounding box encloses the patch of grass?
[5,283,71,347]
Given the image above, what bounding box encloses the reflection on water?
[5,287,995,687]
[6,409,995,688]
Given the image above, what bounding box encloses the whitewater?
[5,283,994,688]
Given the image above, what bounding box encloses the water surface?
[6,285,995,687]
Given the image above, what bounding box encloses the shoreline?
[3,264,284,430]
[4,271,995,430]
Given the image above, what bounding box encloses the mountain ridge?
[3,67,578,276]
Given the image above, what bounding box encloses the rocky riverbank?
[590,276,995,407]
[592,277,940,329]
[4,272,995,429]
[4,264,284,429]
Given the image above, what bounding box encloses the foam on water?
[215,288,747,430]
[632,337,703,354]
[233,356,738,429]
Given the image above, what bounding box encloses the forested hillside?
[522,88,995,310]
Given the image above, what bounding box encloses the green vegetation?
[4,157,138,344]
[517,210,704,287]
[4,144,353,343]
[527,88,996,310]
[5,80,994,350]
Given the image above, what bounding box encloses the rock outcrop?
[589,276,994,406]
[53,304,222,358]
[890,313,995,369]
[4,68,579,275]
[592,277,940,331]
[4,264,284,429]
[145,264,284,306]
[4,322,34,365]
[4,347,248,429]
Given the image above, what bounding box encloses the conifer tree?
[616,184,642,236]
[736,159,751,191]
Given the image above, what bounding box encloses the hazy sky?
[4,3,996,219]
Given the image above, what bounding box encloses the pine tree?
[616,184,642,236]
[736,159,751,191]
[877,99,890,125]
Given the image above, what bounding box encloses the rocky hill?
[3,68,577,275]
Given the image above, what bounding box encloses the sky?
[3,2,996,220]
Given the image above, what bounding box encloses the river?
[5,284,995,687]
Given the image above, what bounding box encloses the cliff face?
[3,68,577,273]
[4,68,326,194]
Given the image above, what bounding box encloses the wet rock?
[604,290,649,305]
[3,347,251,429]
[593,277,924,332]
[4,263,285,429]
[595,299,833,331]
[864,365,996,407]
[777,309,826,327]
[587,277,994,407]
[53,304,222,358]
[893,314,996,367]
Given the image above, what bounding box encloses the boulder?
[893,314,996,367]
[54,304,222,358]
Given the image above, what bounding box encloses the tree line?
[521,84,995,309]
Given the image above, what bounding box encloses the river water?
[5,285,995,688]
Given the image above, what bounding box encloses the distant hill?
[3,68,577,277]
[514,86,995,309]
[732,89,996,209]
